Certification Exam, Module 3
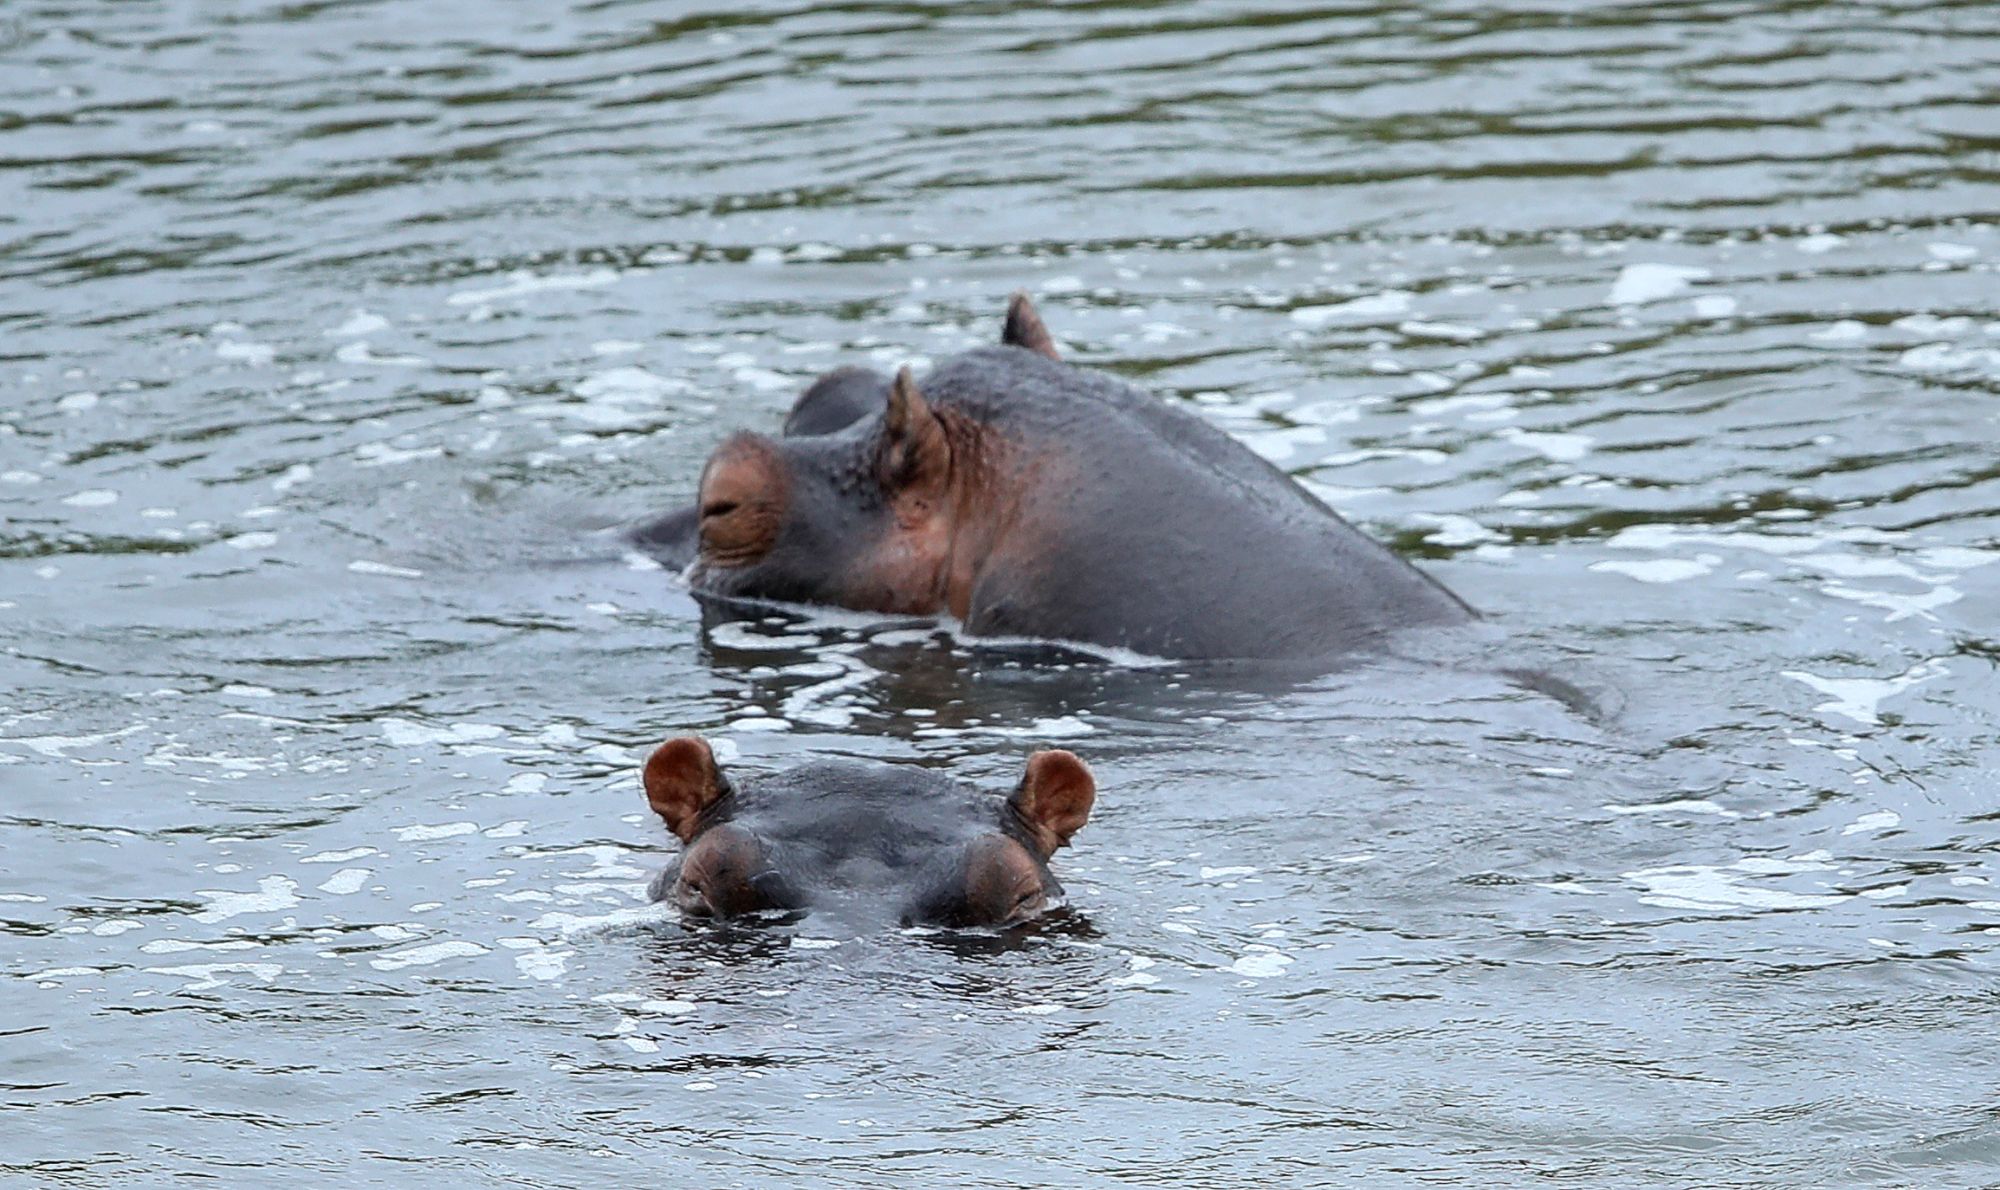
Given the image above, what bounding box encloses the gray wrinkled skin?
[644,344,1475,660]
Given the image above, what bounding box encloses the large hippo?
[640,736,1094,928]
[630,295,1473,661]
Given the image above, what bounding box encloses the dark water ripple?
[4,1,2000,1186]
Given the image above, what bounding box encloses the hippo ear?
[1007,750,1095,858]
[642,736,731,843]
[1001,291,1060,360]
[877,367,951,502]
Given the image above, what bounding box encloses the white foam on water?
[1900,343,2000,377]
[348,559,423,578]
[1796,233,1844,254]
[1891,314,1973,337]
[1819,583,1960,621]
[144,963,283,990]
[1609,263,1709,305]
[216,341,277,366]
[368,940,489,971]
[1606,522,1901,560]
[725,715,792,734]
[779,653,880,729]
[224,532,277,550]
[1603,798,1738,818]
[1289,290,1413,326]
[354,440,442,465]
[317,869,371,895]
[301,847,378,864]
[1842,810,1902,836]
[1229,947,1295,979]
[1782,659,1947,727]
[192,876,300,923]
[140,938,261,954]
[381,719,506,749]
[1413,514,1504,547]
[1496,427,1592,462]
[531,903,677,938]
[1199,866,1258,880]
[556,845,647,881]
[333,341,427,366]
[552,366,688,428]
[1590,557,1716,584]
[327,310,390,337]
[4,726,143,758]
[61,489,117,507]
[1928,242,1979,262]
[514,948,570,982]
[1692,295,1738,318]
[705,621,828,652]
[27,967,105,981]
[394,822,479,842]
[1399,320,1485,342]
[1810,319,1868,343]
[1626,854,1848,913]
[733,366,794,392]
[447,268,619,307]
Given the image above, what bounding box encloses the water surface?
[4,2,1999,1185]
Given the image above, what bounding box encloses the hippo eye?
[1006,884,1045,921]
[698,499,775,563]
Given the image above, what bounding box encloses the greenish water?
[3,2,1998,1186]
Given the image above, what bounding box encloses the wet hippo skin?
[641,736,1094,929]
[632,295,1474,661]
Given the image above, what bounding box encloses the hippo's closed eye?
[695,434,787,566]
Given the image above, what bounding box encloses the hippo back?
[925,348,1474,660]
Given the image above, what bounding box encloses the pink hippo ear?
[876,366,951,508]
[642,737,730,842]
[1008,750,1095,858]
[1001,291,1060,360]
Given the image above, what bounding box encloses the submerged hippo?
[640,736,1094,928]
[631,295,1473,661]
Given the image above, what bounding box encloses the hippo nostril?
[700,500,739,519]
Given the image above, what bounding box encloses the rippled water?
[5,2,1999,1185]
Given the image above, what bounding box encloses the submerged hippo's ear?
[642,736,731,843]
[1007,750,1095,858]
[1001,291,1060,360]
[877,367,951,503]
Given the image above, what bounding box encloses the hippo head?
[640,736,1094,929]
[688,367,956,614]
[680,294,1061,615]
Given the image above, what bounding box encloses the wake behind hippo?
[632,295,1474,661]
